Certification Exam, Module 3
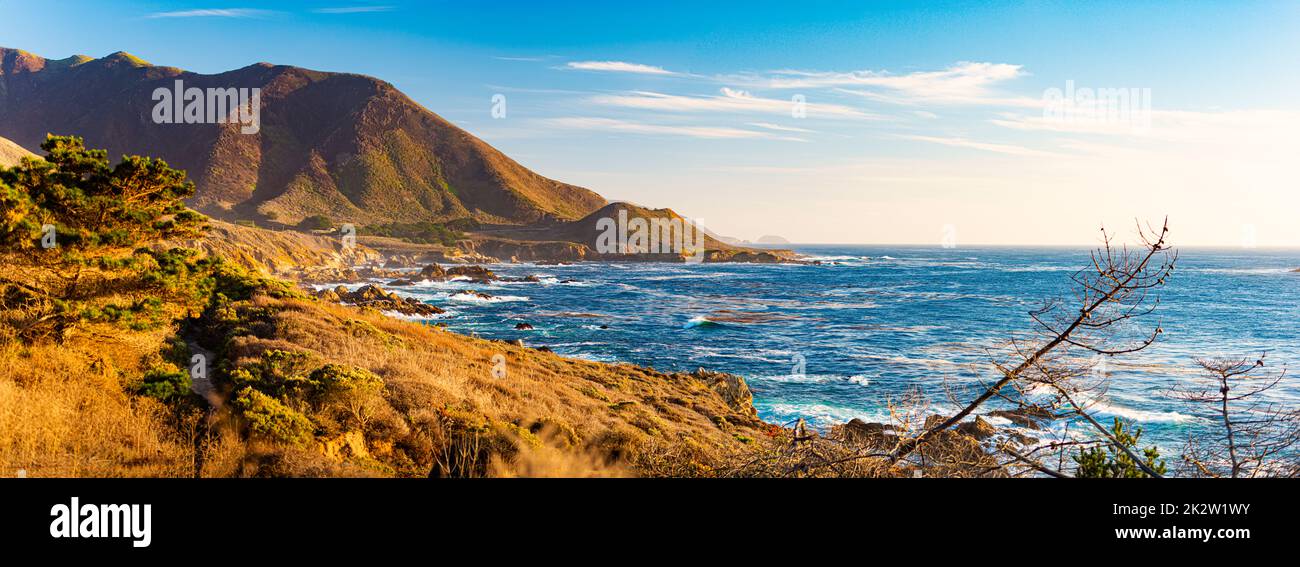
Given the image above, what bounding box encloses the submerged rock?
[515,322,535,330]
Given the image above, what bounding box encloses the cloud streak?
[313,6,396,14]
[566,61,677,75]
[146,8,273,18]
[545,117,803,141]
[735,62,1032,107]
[900,134,1059,158]
[591,88,876,120]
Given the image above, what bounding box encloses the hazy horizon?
[3,0,1298,247]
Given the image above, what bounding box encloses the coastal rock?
[452,290,494,301]
[388,279,415,286]
[315,288,341,302]
[298,267,361,284]
[691,368,757,419]
[384,255,418,269]
[1007,431,1039,448]
[321,284,445,317]
[923,415,949,430]
[839,419,897,446]
[419,264,447,280]
[417,264,498,283]
[956,416,997,441]
[446,265,497,282]
[515,323,534,330]
[987,407,1054,430]
[319,430,370,461]
[355,267,405,280]
[353,284,394,302]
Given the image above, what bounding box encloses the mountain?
[465,201,800,263]
[0,47,606,227]
[0,135,35,167]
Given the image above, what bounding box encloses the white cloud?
[146,8,273,18]
[747,122,816,133]
[755,62,1033,107]
[545,117,803,141]
[566,61,677,75]
[313,6,396,14]
[590,88,876,120]
[900,134,1060,158]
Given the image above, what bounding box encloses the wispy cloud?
[545,117,802,141]
[146,8,273,18]
[313,6,395,14]
[495,56,549,62]
[747,122,816,133]
[753,62,1031,107]
[566,61,677,75]
[591,88,876,120]
[900,134,1059,158]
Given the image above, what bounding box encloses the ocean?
[324,245,1300,455]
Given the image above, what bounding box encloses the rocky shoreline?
[305,259,1036,470]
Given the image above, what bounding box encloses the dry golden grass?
[212,295,766,477]
[0,327,196,477]
[1,233,769,478]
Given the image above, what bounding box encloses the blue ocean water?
[331,246,1300,454]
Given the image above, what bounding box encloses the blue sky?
[4,1,1299,245]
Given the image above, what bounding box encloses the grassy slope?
[198,294,768,477]
[0,136,35,167]
[0,241,769,478]
[165,220,383,277]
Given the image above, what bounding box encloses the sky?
[3,0,1299,246]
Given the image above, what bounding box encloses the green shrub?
[234,387,315,445]
[297,215,334,231]
[1074,418,1167,478]
[358,221,464,246]
[309,364,383,399]
[136,366,192,401]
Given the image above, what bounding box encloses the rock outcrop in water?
[318,284,444,317]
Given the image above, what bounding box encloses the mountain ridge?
[0,47,607,227]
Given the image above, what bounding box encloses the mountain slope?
[0,47,606,227]
[466,202,800,263]
[0,135,35,167]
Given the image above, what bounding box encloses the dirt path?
[186,338,222,411]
